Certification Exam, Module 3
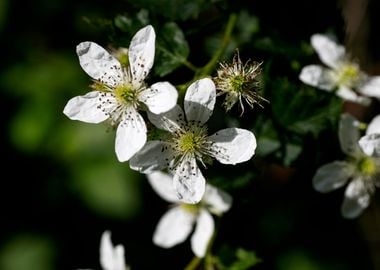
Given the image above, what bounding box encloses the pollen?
[178,132,199,154]
[335,63,361,88]
[174,125,209,156]
[114,84,139,106]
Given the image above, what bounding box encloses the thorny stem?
[197,13,237,78]
[177,13,238,93]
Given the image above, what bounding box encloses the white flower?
[147,171,232,257]
[313,113,380,218]
[130,78,256,203]
[299,33,380,105]
[78,230,129,270]
[63,25,178,162]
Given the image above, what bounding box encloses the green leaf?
[114,10,150,34]
[0,235,55,270]
[216,246,262,270]
[236,11,260,43]
[155,22,190,76]
[229,248,262,270]
[114,15,132,33]
[71,161,141,220]
[270,78,342,137]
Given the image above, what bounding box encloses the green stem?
[184,256,201,270]
[182,59,200,72]
[196,13,237,78]
[204,230,218,270]
[177,13,237,94]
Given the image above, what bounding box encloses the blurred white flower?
[130,78,256,204]
[313,113,380,218]
[63,25,178,162]
[299,34,380,105]
[147,171,232,257]
[78,230,129,270]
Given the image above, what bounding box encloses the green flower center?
[358,157,376,176]
[176,126,208,155]
[230,75,245,93]
[114,84,138,106]
[180,203,200,214]
[335,63,360,87]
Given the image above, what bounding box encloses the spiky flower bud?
[214,51,266,115]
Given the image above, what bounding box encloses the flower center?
[230,75,246,93]
[175,126,208,156]
[180,203,200,214]
[358,157,376,176]
[114,84,139,106]
[335,63,360,88]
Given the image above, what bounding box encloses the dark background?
[1,0,380,269]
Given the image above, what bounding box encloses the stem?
[196,13,237,78]
[177,13,238,94]
[182,59,200,72]
[184,256,201,270]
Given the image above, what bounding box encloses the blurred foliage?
[217,246,262,270]
[0,235,55,270]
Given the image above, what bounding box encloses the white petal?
[147,105,185,132]
[100,231,126,270]
[63,91,115,123]
[366,114,380,135]
[358,133,380,157]
[336,86,371,105]
[184,78,216,125]
[115,110,147,162]
[153,206,195,248]
[147,171,180,203]
[299,65,335,90]
[358,76,380,99]
[190,209,214,258]
[312,161,353,193]
[208,128,256,165]
[129,25,156,83]
[341,178,371,219]
[202,185,232,215]
[311,34,345,69]
[129,141,174,173]
[100,231,114,270]
[113,245,127,270]
[76,42,123,86]
[338,113,361,156]
[140,82,178,114]
[173,157,206,204]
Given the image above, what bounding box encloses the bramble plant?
[65,18,380,269]
[4,1,380,270]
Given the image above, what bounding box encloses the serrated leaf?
[114,15,132,33]
[270,78,341,137]
[155,22,190,76]
[216,246,262,270]
[229,248,262,270]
